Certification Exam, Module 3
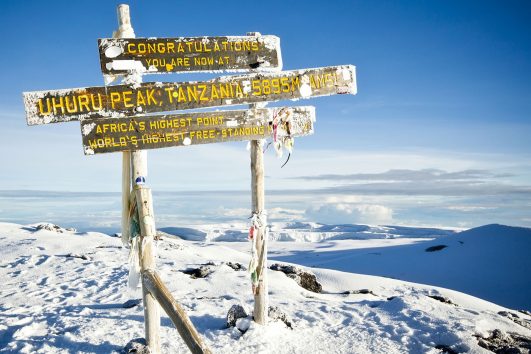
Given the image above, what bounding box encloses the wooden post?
[250,133,268,325]
[116,4,160,353]
[121,151,130,245]
[142,270,212,354]
[247,30,269,324]
[135,186,161,353]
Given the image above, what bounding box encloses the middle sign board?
[23,65,356,125]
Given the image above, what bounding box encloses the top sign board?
[99,35,282,75]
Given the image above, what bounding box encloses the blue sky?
[0,0,530,228]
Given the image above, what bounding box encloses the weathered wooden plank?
[24,65,355,125]
[80,106,315,155]
[99,35,282,75]
[142,269,212,354]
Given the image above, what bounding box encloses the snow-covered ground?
[1,222,530,353]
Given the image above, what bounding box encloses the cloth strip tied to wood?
[248,211,268,295]
[123,190,142,290]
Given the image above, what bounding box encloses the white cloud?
[324,195,362,203]
[305,203,393,225]
[446,206,496,212]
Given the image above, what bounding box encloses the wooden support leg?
[250,139,268,325]
[121,151,131,246]
[135,186,161,354]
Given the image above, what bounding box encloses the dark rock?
[270,263,322,293]
[299,272,322,293]
[475,329,531,354]
[435,344,459,354]
[59,253,91,261]
[425,245,448,252]
[122,338,149,353]
[270,264,298,274]
[519,310,531,317]
[227,304,248,327]
[498,311,531,330]
[342,289,376,295]
[181,265,213,279]
[387,296,397,301]
[226,262,246,271]
[35,223,76,233]
[427,295,456,306]
[268,306,293,329]
[123,299,142,309]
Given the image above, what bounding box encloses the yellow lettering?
[78,95,90,112]
[186,85,199,102]
[51,96,65,115]
[198,84,208,101]
[220,83,231,98]
[235,83,244,97]
[280,77,290,93]
[146,89,157,105]
[138,43,146,54]
[177,87,187,102]
[271,78,281,94]
[38,99,51,115]
[91,94,103,110]
[164,87,174,103]
[88,139,99,149]
[211,85,220,100]
[122,91,134,108]
[167,42,175,53]
[64,96,78,113]
[110,92,121,109]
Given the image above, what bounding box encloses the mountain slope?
[1,222,530,353]
[271,224,531,310]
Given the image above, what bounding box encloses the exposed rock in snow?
[268,306,293,329]
[122,337,149,354]
[34,223,76,233]
[427,294,457,306]
[270,263,322,293]
[474,329,531,353]
[181,265,213,279]
[342,289,377,296]
[122,299,142,309]
[498,311,531,331]
[60,253,91,261]
[225,262,246,271]
[227,304,248,328]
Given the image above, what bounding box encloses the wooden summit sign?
[80,106,315,154]
[23,65,356,125]
[99,35,282,75]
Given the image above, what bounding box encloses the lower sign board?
[80,106,315,155]
[24,65,355,125]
